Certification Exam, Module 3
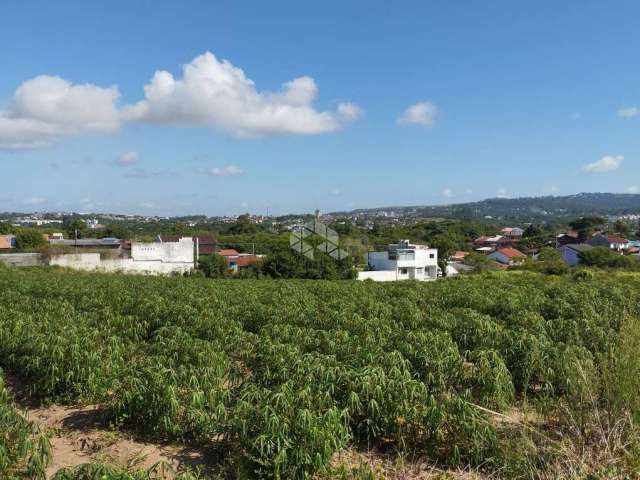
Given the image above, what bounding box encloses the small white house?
[358,239,438,282]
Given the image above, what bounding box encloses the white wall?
[132,238,194,263]
[358,270,399,282]
[49,239,195,275]
[101,258,193,275]
[358,269,437,282]
[0,253,46,267]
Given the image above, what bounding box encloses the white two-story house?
[358,239,438,281]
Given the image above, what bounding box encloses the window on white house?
[399,268,408,275]
[429,253,435,258]
[397,251,415,261]
[416,267,423,275]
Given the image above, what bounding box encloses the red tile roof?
[0,236,13,249]
[217,249,239,257]
[496,247,525,258]
[236,255,263,267]
[607,235,628,244]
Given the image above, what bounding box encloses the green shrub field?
[0,369,51,479]
[1,268,640,478]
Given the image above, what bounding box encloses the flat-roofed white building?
[50,237,195,275]
[358,239,438,282]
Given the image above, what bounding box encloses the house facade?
[358,239,438,281]
[558,244,593,267]
[474,235,503,250]
[216,249,263,272]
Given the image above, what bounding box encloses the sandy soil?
[4,373,217,479]
[5,373,517,479]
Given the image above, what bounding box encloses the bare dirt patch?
[4,373,218,479]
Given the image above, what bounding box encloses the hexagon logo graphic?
[290,218,348,260]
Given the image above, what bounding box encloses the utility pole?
[195,237,199,269]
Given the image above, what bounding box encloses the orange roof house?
[0,235,15,249]
[488,247,526,265]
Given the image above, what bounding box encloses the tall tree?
[613,219,630,237]
[430,234,457,277]
[0,222,13,235]
[198,254,230,278]
[63,218,86,240]
[569,216,605,241]
[15,229,47,250]
[228,214,260,234]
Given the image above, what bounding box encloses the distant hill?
[334,193,640,222]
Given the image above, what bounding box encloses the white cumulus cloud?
[617,107,639,118]
[123,52,360,138]
[0,52,361,150]
[625,185,640,194]
[582,155,623,173]
[336,102,364,121]
[398,101,438,127]
[0,75,122,149]
[115,151,139,166]
[442,187,453,198]
[205,165,244,177]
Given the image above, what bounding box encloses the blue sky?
[1,1,639,216]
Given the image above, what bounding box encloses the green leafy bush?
[1,269,640,478]
[0,370,51,479]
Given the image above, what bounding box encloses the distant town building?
[16,218,63,226]
[473,235,503,250]
[500,227,524,239]
[216,248,263,271]
[450,251,470,261]
[556,231,579,248]
[586,234,629,252]
[85,219,102,229]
